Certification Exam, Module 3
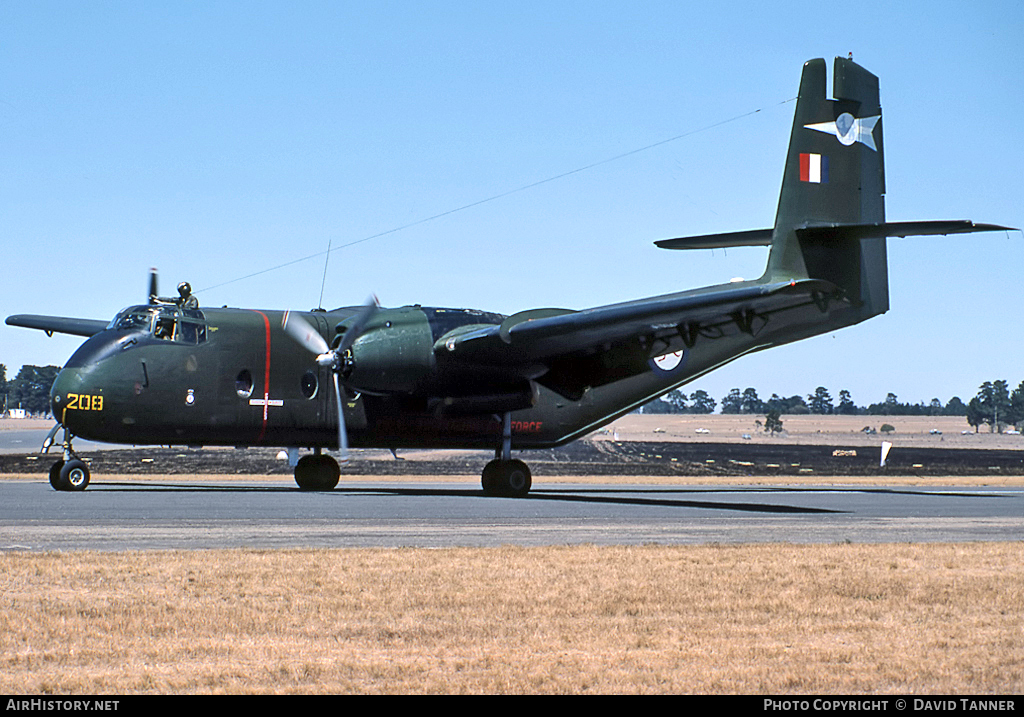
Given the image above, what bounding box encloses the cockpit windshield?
[108,305,207,345]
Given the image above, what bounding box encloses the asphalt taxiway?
[1,478,1021,550]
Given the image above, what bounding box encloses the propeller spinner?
[282,297,379,464]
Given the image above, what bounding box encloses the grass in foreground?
[1,543,1021,694]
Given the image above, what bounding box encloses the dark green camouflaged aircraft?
[7,57,1011,495]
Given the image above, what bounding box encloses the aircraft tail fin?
[658,57,1011,328]
[766,56,888,320]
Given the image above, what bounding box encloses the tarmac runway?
[1,478,1021,550]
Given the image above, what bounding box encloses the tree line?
[642,382,1024,432]
[1,365,61,416]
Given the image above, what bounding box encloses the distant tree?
[808,386,833,415]
[664,389,689,414]
[928,398,943,416]
[966,396,984,433]
[866,392,904,415]
[836,389,858,415]
[689,390,716,414]
[943,396,967,417]
[1011,381,1024,429]
[763,408,784,435]
[720,388,743,414]
[0,364,7,413]
[638,397,673,414]
[8,365,60,416]
[976,381,1012,432]
[784,395,809,414]
[880,423,896,434]
[740,387,763,414]
[884,393,900,414]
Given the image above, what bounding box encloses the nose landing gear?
[49,458,91,491]
[45,425,91,491]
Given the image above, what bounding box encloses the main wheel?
[481,459,532,497]
[58,459,90,491]
[294,454,341,491]
[502,459,532,498]
[481,459,501,495]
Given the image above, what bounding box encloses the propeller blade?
[282,311,330,356]
[337,296,379,354]
[148,268,159,305]
[333,371,349,465]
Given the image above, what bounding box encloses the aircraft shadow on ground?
[86,481,855,514]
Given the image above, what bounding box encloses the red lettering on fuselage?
[511,421,543,433]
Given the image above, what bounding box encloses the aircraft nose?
[50,367,82,423]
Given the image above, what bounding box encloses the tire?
[295,454,340,491]
[481,459,501,495]
[49,460,65,490]
[481,459,532,497]
[502,459,532,498]
[59,459,90,491]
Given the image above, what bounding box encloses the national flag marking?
[799,153,828,183]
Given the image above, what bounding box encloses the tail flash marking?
[799,153,828,183]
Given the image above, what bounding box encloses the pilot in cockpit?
[177,282,199,309]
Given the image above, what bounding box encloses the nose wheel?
[49,459,91,491]
[47,425,91,491]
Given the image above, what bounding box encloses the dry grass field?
[601,414,1024,450]
[3,415,1022,694]
[1,543,1022,694]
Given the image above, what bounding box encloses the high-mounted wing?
[438,278,842,400]
[6,315,108,338]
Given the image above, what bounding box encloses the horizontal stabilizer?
[796,220,1014,241]
[655,228,773,250]
[6,315,108,338]
[656,221,1012,251]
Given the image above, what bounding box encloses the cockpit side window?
[109,305,207,344]
[178,320,207,344]
[112,310,154,332]
[154,315,176,340]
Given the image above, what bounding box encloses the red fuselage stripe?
[252,310,272,443]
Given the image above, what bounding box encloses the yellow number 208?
[66,393,103,411]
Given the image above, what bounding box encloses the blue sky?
[2,1,1021,408]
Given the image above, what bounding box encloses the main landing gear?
[45,424,91,491]
[481,413,533,498]
[294,448,340,491]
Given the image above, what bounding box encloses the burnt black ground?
[3,440,1023,477]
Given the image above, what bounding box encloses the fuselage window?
[301,370,318,399]
[236,369,254,398]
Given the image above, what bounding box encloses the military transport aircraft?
[6,57,1012,495]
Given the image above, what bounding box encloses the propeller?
[282,297,379,464]
[148,268,159,305]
